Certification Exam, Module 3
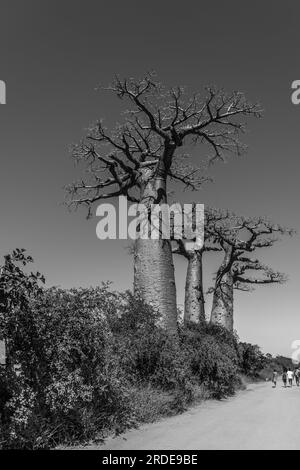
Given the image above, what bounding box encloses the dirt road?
[91,382,300,450]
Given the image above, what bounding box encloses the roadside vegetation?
[0,250,279,450]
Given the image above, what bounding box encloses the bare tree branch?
[66,73,262,214]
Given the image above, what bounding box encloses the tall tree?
[172,207,224,326]
[173,238,206,326]
[209,215,293,331]
[66,73,261,332]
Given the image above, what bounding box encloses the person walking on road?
[282,369,287,388]
[294,368,300,387]
[287,369,293,387]
[272,370,278,388]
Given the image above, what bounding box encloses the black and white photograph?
[1,0,300,456]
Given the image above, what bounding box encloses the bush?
[110,295,194,411]
[0,285,136,448]
[179,323,240,398]
[128,384,174,423]
[0,252,250,448]
[238,342,267,377]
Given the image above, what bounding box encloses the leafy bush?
[0,250,251,449]
[238,342,267,377]
[127,384,174,423]
[179,323,240,398]
[0,279,135,448]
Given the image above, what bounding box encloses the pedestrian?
[287,369,293,387]
[272,370,278,388]
[294,368,300,387]
[282,369,287,388]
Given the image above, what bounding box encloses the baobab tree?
[173,238,206,327]
[209,215,294,331]
[221,256,286,331]
[66,73,261,332]
[172,207,226,326]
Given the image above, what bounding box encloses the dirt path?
[84,382,300,450]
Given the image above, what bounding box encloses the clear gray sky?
[0,0,299,356]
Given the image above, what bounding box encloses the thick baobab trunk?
[210,272,234,331]
[184,250,206,327]
[134,238,177,332]
[134,165,177,334]
[210,243,234,332]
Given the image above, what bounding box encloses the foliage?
[66,74,262,212]
[0,250,259,449]
[179,323,240,398]
[238,342,267,377]
[259,354,298,380]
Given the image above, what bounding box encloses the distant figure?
[272,370,278,387]
[294,368,300,387]
[287,369,293,387]
[282,369,287,388]
[0,80,6,105]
